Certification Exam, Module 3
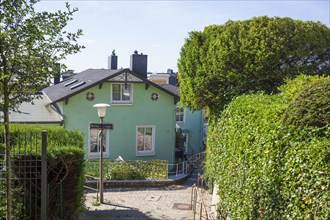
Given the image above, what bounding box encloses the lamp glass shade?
[93,103,110,118]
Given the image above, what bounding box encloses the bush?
[0,124,84,149]
[206,76,330,219]
[85,159,168,180]
[206,93,287,219]
[283,77,330,128]
[281,127,330,219]
[0,125,85,219]
[110,162,143,180]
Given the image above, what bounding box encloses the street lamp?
[93,103,110,203]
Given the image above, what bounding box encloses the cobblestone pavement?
[79,167,213,220]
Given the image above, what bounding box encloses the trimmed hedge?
[85,159,168,180]
[206,76,330,219]
[0,125,85,219]
[283,77,330,128]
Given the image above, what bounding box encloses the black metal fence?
[0,131,48,219]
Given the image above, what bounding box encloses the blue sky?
[36,0,330,73]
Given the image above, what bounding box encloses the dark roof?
[158,84,179,96]
[43,68,179,103]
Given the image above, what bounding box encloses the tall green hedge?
[206,76,330,219]
[0,125,85,219]
[283,77,330,128]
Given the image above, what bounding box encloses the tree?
[177,16,330,113]
[0,0,84,218]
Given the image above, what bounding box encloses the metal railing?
[0,131,48,220]
[168,151,206,176]
[191,173,213,220]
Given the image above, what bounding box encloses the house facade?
[43,68,181,163]
[175,105,204,157]
[7,51,204,164]
[146,69,204,158]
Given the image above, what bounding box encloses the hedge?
[0,125,85,219]
[283,77,330,128]
[85,159,168,180]
[206,75,330,219]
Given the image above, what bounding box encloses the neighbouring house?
[1,94,63,126]
[147,70,204,158]
[148,68,178,86]
[5,51,204,164]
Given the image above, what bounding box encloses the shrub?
[206,93,287,219]
[0,125,85,219]
[280,127,330,219]
[85,159,168,180]
[110,162,143,180]
[206,76,330,219]
[283,77,330,128]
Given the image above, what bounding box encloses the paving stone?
[80,166,213,220]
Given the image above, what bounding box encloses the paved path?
[79,166,213,220]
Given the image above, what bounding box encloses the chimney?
[54,63,61,84]
[167,68,174,74]
[130,50,147,78]
[108,49,118,70]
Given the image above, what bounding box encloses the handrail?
[191,172,211,220]
[168,151,206,176]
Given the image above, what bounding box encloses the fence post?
[41,131,48,220]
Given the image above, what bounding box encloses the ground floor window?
[88,128,109,158]
[136,126,155,156]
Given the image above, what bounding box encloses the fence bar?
[60,180,63,218]
[41,131,48,220]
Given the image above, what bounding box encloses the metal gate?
[0,131,48,220]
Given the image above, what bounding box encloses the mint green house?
[175,105,205,157]
[43,68,185,163]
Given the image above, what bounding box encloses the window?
[111,83,132,104]
[176,107,184,123]
[136,126,155,156]
[88,128,109,158]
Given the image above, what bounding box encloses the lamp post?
[93,103,110,203]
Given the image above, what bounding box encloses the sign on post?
[90,122,114,130]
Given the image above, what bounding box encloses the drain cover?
[145,195,161,202]
[172,203,192,210]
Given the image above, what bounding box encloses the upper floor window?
[111,83,132,104]
[176,107,184,123]
[136,126,155,156]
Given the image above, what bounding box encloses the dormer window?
[111,83,133,104]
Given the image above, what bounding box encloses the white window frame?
[176,107,185,123]
[111,83,133,104]
[88,127,109,158]
[136,125,155,156]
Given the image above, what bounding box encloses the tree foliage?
[178,16,330,113]
[0,1,84,218]
[0,0,84,112]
